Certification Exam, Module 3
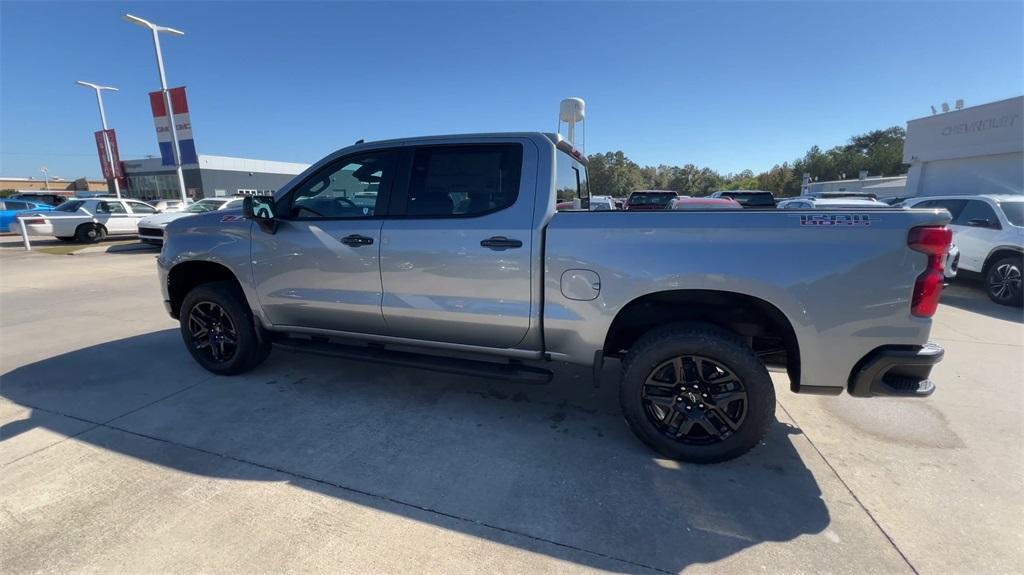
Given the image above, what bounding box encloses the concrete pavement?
[1,243,1021,573]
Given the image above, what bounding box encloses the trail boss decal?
[220,215,246,222]
[800,214,872,227]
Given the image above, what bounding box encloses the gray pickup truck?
[157,132,952,462]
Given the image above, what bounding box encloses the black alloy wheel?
[641,355,748,445]
[987,257,1022,306]
[188,300,240,363]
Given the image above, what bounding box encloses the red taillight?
[21,218,46,225]
[908,226,952,317]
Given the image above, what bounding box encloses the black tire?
[179,281,272,375]
[55,236,75,242]
[74,223,105,244]
[986,255,1023,307]
[619,323,776,463]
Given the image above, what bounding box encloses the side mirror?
[243,195,276,220]
[243,195,278,233]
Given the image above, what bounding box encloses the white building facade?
[903,96,1023,197]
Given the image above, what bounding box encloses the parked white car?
[777,197,889,209]
[902,194,1023,306]
[153,199,192,213]
[19,198,157,243]
[590,195,617,211]
[138,197,244,245]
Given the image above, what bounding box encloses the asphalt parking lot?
[1,237,1021,574]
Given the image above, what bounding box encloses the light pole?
[40,166,49,190]
[75,81,122,199]
[123,13,188,203]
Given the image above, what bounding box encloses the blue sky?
[2,1,1022,180]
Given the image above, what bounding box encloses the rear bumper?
[23,223,54,236]
[848,342,944,398]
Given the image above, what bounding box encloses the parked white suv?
[902,195,1023,306]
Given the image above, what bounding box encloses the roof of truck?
[337,132,587,164]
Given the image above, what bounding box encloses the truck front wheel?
[619,324,776,463]
[180,281,271,375]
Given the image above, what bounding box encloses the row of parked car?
[7,194,243,245]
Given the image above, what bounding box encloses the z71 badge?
[800,214,871,227]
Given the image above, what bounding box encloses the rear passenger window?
[916,199,967,219]
[97,201,127,215]
[954,200,1001,228]
[555,150,590,210]
[405,145,522,217]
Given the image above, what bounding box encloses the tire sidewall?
[986,256,1023,307]
[620,328,776,463]
[180,282,263,375]
[75,223,103,244]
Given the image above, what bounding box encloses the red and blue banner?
[149,86,197,166]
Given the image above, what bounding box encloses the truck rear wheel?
[619,324,775,463]
[180,281,271,375]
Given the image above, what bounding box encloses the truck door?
[251,150,398,334]
[379,141,537,349]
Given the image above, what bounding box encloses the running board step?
[273,337,552,384]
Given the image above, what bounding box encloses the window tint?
[555,150,589,210]
[955,200,1000,228]
[1000,201,1023,227]
[627,192,676,206]
[128,202,156,214]
[288,152,394,219]
[915,199,967,219]
[406,144,522,217]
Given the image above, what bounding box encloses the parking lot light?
[75,81,122,199]
[122,13,189,204]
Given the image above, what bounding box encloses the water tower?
[557,97,586,152]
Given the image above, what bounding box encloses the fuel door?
[560,269,601,301]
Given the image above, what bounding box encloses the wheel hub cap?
[188,301,238,363]
[641,355,748,446]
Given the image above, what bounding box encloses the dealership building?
[801,96,1023,199]
[121,154,309,200]
[902,96,1023,197]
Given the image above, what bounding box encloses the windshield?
[1000,201,1024,227]
[185,200,227,213]
[628,193,676,206]
[53,200,84,212]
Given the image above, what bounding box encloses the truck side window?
[555,150,590,210]
[286,152,395,219]
[404,144,522,217]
